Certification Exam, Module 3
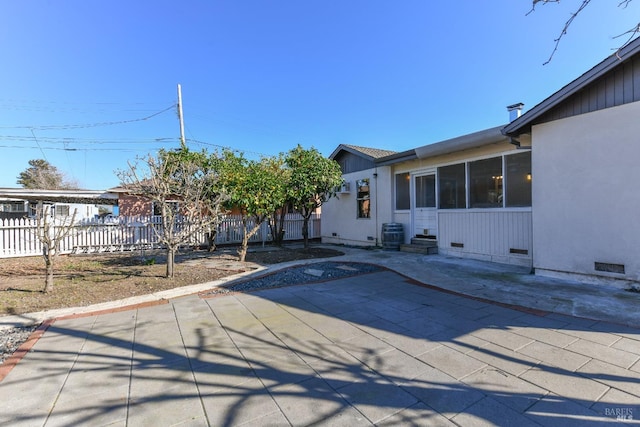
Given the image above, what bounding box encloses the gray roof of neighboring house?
[503,36,640,136]
[329,144,398,161]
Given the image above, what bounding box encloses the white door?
[412,173,437,238]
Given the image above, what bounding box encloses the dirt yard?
[0,245,344,316]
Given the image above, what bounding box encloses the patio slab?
[1,247,639,425]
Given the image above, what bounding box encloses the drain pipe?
[374,168,379,246]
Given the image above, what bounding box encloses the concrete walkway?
[0,247,639,425]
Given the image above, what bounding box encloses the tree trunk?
[269,207,288,247]
[166,247,176,278]
[277,209,286,245]
[238,216,263,262]
[302,215,310,249]
[206,229,217,252]
[238,233,249,262]
[44,255,54,293]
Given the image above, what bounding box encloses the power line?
[0,144,170,152]
[29,129,48,161]
[186,138,270,158]
[0,104,176,131]
[0,136,179,146]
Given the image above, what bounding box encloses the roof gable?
[329,144,398,161]
[329,144,398,174]
[504,36,640,136]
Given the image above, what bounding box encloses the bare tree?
[117,148,228,278]
[530,0,639,64]
[35,204,78,293]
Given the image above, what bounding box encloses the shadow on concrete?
[1,269,639,425]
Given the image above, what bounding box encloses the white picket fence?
[0,213,321,258]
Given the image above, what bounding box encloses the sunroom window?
[438,164,466,209]
[505,151,532,207]
[469,157,503,208]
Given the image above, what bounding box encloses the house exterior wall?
[321,166,393,246]
[58,203,100,221]
[531,101,640,286]
[437,210,532,266]
[118,194,152,216]
[390,141,532,266]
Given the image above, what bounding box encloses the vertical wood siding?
[539,55,640,124]
[335,152,376,174]
[438,210,532,266]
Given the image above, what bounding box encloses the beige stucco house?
[322,36,640,288]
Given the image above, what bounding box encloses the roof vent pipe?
[507,103,524,122]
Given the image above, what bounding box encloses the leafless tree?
[117,148,228,278]
[35,204,78,293]
[530,0,639,64]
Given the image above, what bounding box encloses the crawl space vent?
[594,262,625,274]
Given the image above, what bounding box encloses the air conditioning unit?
[339,181,351,193]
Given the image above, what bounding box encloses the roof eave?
[375,149,417,166]
[413,126,508,159]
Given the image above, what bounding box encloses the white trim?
[410,170,437,238]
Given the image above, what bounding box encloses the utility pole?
[177,84,186,148]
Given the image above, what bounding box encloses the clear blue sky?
[1,1,638,189]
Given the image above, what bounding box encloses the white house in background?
[0,188,119,221]
[323,36,640,287]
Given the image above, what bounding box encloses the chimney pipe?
[507,103,524,122]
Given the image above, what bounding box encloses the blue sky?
[1,1,638,189]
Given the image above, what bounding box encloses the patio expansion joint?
[44,315,98,426]
[172,302,212,427]
[219,295,362,426]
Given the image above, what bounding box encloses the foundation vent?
[509,248,529,255]
[450,242,464,248]
[594,262,625,274]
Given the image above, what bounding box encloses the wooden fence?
[0,213,321,258]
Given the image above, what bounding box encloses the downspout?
[374,167,379,246]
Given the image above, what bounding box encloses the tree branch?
[530,0,638,64]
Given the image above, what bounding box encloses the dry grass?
[0,246,343,316]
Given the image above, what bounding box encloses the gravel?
[1,261,383,367]
[1,325,39,365]
[201,261,383,296]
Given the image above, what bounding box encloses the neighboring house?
[323,37,640,287]
[109,186,156,216]
[0,188,118,221]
